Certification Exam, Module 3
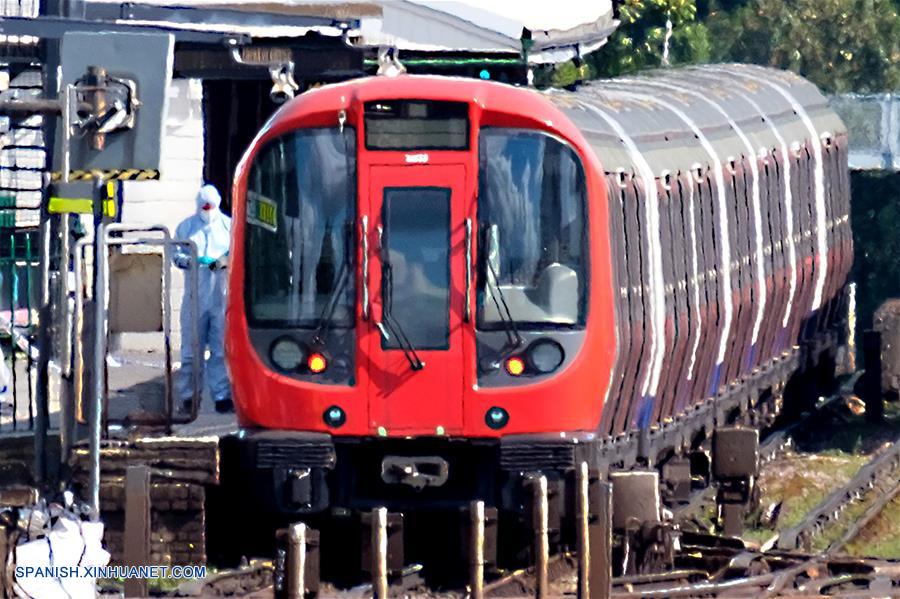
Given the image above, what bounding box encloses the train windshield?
[244,128,356,327]
[477,129,587,329]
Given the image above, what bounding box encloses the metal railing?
[69,223,201,514]
[0,228,41,433]
[70,224,200,426]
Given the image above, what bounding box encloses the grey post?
[469,500,485,599]
[576,462,590,599]
[88,178,107,518]
[34,0,65,489]
[589,479,613,599]
[58,212,74,458]
[123,465,151,598]
[286,522,307,599]
[372,507,388,598]
[532,475,549,599]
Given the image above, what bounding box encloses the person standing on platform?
[173,184,233,414]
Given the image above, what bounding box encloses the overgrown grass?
[744,401,900,554]
[743,453,867,545]
[845,496,900,558]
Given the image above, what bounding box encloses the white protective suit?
[174,184,232,408]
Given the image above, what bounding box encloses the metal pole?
[72,238,87,425]
[36,0,63,491]
[576,462,590,599]
[847,282,857,372]
[162,237,173,431]
[532,475,549,599]
[25,234,34,428]
[286,522,306,599]
[9,235,17,431]
[469,500,485,599]
[371,507,388,599]
[58,213,73,458]
[88,179,107,518]
[589,480,613,599]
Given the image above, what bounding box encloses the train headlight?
[323,405,346,428]
[270,337,304,372]
[527,340,565,374]
[485,406,509,430]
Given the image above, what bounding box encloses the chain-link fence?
[830,94,900,171]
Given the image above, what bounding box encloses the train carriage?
[222,64,850,524]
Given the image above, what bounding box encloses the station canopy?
[85,0,619,65]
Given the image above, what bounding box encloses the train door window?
[381,187,451,350]
[244,128,356,327]
[477,129,588,329]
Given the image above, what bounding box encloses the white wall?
[116,78,205,352]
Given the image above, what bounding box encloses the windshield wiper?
[381,261,425,371]
[311,223,353,348]
[483,235,523,356]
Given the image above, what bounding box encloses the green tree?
[587,0,712,78]
[706,0,900,93]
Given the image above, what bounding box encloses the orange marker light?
[505,356,525,376]
[308,352,327,374]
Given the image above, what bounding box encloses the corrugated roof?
[88,0,617,63]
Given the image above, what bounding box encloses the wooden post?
[469,500,485,599]
[286,522,306,598]
[575,462,590,599]
[371,507,388,598]
[589,478,612,599]
[123,465,151,598]
[531,475,548,599]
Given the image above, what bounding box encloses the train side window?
[477,129,588,329]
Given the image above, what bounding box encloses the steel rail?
[775,435,900,552]
[826,477,900,554]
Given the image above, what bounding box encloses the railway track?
[186,379,892,598]
[771,431,900,555]
[670,376,858,534]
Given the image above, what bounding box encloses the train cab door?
[366,164,468,435]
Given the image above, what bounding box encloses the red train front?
[223,66,851,525]
[225,75,617,513]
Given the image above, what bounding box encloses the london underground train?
[222,64,850,525]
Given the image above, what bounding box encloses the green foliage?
[705,0,900,93]
[587,0,711,78]
[569,0,900,93]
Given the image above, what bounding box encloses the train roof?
[548,64,845,177]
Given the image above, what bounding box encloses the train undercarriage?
[208,331,845,586]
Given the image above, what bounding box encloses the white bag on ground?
[13,512,110,599]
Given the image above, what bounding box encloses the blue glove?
[198,256,216,266]
[209,256,229,271]
[174,255,191,270]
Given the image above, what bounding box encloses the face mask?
[199,210,212,223]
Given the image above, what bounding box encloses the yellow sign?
[247,190,278,233]
[48,197,117,217]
